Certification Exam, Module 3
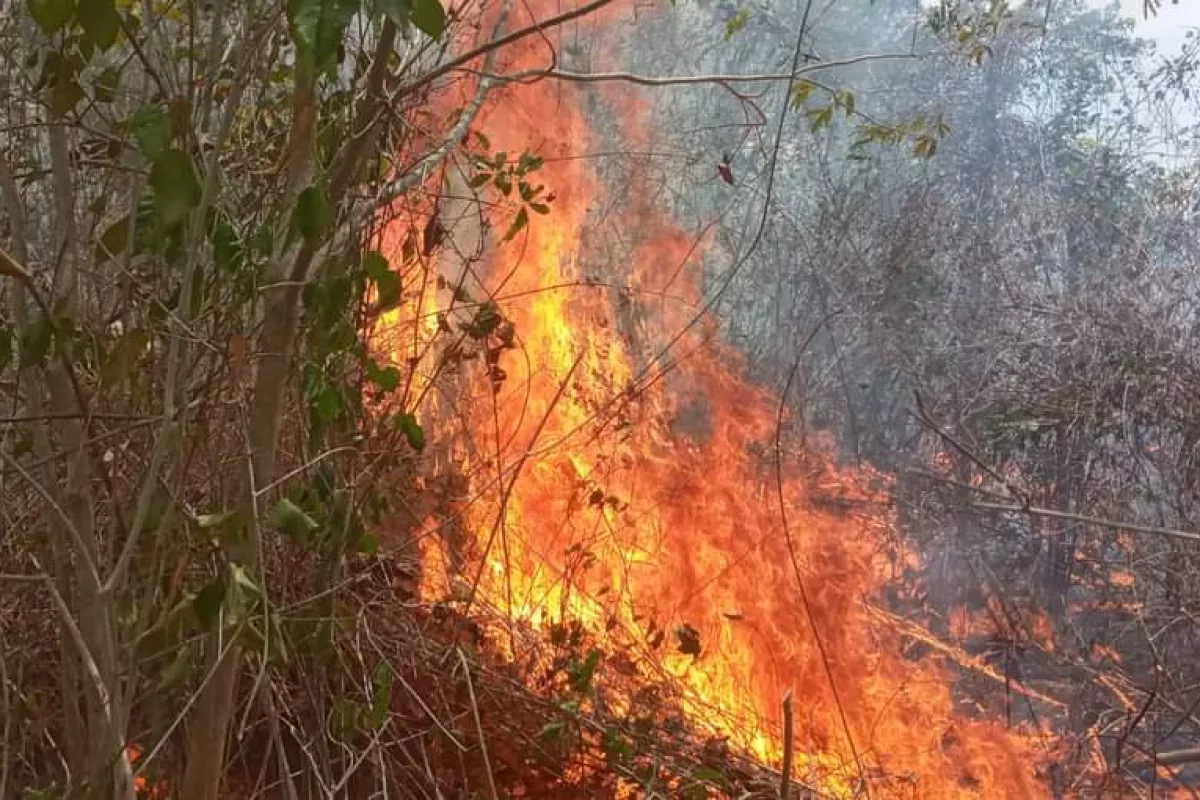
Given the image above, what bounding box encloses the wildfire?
[374,3,1049,796]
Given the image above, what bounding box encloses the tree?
[0,0,611,796]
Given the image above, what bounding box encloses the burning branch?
[866,605,1066,711]
[970,502,1200,545]
[397,0,620,98]
[781,690,795,800]
[776,308,869,794]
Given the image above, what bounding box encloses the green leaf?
[92,65,121,103]
[130,104,169,158]
[91,220,127,263]
[790,79,814,108]
[274,498,320,542]
[723,7,749,39]
[100,328,148,387]
[354,532,380,555]
[211,215,242,272]
[196,510,237,529]
[503,207,528,242]
[291,184,331,245]
[600,726,633,766]
[516,152,543,173]
[365,358,400,392]
[287,0,358,72]
[529,202,550,215]
[467,173,491,189]
[807,104,834,132]
[566,649,600,694]
[373,270,400,310]
[331,696,361,741]
[158,644,193,690]
[690,767,727,786]
[18,316,53,371]
[913,135,937,158]
[539,719,568,743]
[77,0,121,50]
[365,661,393,729]
[229,563,259,594]
[225,563,259,623]
[410,0,445,38]
[312,382,346,423]
[362,250,388,280]
[192,577,226,629]
[27,0,75,35]
[51,74,85,118]
[841,90,855,117]
[363,250,400,309]
[150,149,201,226]
[394,413,425,452]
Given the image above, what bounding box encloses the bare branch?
[972,501,1200,545]
[398,0,619,98]
[485,52,919,87]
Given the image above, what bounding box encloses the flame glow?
[376,5,1049,796]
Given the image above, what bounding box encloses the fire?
[375,3,1049,796]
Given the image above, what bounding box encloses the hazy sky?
[1108,0,1198,53]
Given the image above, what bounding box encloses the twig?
[1115,688,1156,771]
[775,310,869,794]
[487,52,918,86]
[1145,747,1200,767]
[0,627,10,800]
[357,1,512,228]
[457,647,499,800]
[911,390,1031,507]
[27,556,135,798]
[135,619,251,775]
[398,0,618,98]
[0,246,33,284]
[971,502,1200,545]
[865,604,1066,709]
[0,449,101,590]
[780,689,795,800]
[463,350,585,617]
[255,445,357,497]
[328,696,388,796]
[393,670,466,751]
[104,24,253,597]
[260,682,300,800]
[0,411,158,423]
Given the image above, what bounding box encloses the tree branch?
[971,501,1200,545]
[485,52,919,87]
[397,0,618,97]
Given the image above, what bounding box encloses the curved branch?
[398,0,618,97]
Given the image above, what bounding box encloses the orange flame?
[377,4,1050,796]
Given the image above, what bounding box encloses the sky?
[1108,0,1198,53]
